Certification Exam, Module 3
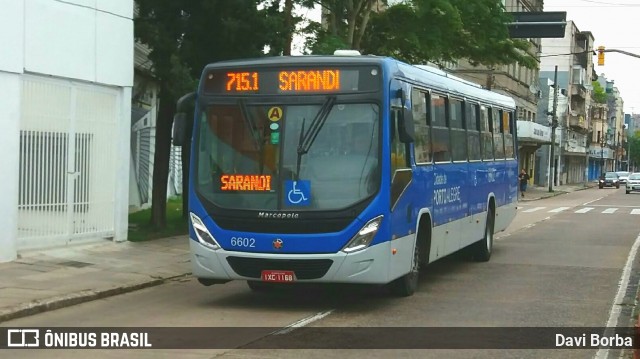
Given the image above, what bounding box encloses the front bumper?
[599,181,619,187]
[189,235,414,284]
[626,183,640,192]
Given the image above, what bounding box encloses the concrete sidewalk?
[0,236,191,323]
[519,181,599,202]
[0,181,600,323]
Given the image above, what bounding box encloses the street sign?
[507,12,567,38]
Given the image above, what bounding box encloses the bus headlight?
[190,212,220,250]
[342,215,383,253]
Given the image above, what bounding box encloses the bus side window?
[411,88,431,164]
[503,111,515,158]
[480,105,493,160]
[449,98,467,161]
[492,108,505,159]
[467,103,481,161]
[390,107,412,210]
[391,108,410,172]
[431,94,450,162]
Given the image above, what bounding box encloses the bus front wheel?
[389,237,421,297]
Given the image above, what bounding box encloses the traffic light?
[597,46,605,66]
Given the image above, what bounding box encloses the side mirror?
[172,92,196,147]
[395,88,414,143]
[172,113,187,146]
[397,109,414,143]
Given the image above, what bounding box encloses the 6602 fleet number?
[230,237,256,248]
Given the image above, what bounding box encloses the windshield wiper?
[294,96,336,180]
[238,99,262,152]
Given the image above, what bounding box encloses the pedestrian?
[519,169,530,198]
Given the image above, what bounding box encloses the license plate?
[261,270,296,283]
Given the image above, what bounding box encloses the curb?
[520,184,597,202]
[0,273,190,323]
[519,190,567,202]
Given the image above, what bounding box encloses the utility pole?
[549,66,559,193]
[629,127,633,171]
[584,109,590,187]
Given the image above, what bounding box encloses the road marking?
[583,196,605,205]
[272,309,335,335]
[548,207,570,213]
[575,207,594,213]
[602,208,618,214]
[522,207,545,213]
[631,209,640,215]
[587,204,640,208]
[594,231,640,359]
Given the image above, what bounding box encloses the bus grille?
[226,257,333,280]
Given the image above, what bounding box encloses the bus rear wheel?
[471,207,494,262]
[389,238,421,297]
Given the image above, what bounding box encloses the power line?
[574,0,640,6]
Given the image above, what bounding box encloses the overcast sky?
[538,0,639,114]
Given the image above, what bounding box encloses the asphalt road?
[4,187,640,359]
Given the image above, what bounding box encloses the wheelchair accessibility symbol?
[285,180,311,206]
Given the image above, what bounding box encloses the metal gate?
[18,76,119,250]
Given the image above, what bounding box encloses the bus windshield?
[195,99,380,211]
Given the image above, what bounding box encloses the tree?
[629,130,640,170]
[591,81,607,104]
[362,0,536,68]
[304,0,536,68]
[304,0,383,53]
[135,0,275,228]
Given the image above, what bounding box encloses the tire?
[627,190,631,194]
[599,185,603,189]
[616,185,620,189]
[389,236,421,297]
[471,207,494,262]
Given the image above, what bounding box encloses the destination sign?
[203,66,380,95]
[220,175,272,191]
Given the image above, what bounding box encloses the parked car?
[626,172,640,194]
[616,171,630,184]
[599,172,620,189]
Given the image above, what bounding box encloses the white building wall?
[541,21,575,72]
[0,0,25,262]
[0,73,21,263]
[0,0,133,262]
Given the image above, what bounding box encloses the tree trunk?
[150,88,176,229]
[283,0,294,56]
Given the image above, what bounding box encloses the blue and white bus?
[172,51,518,296]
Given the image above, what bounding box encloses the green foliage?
[359,0,536,68]
[135,0,277,94]
[128,197,187,241]
[630,131,640,168]
[591,81,607,104]
[135,0,285,229]
[305,0,386,54]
